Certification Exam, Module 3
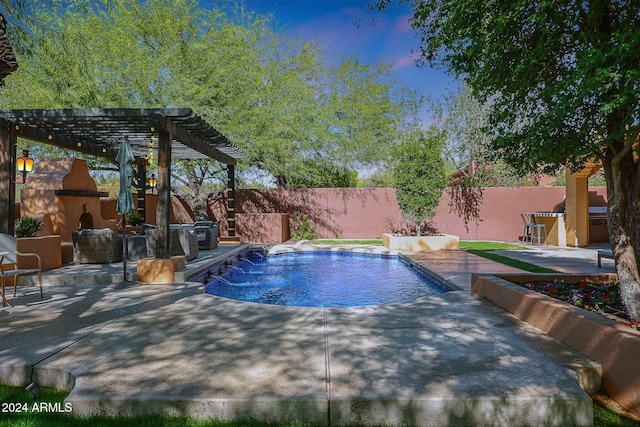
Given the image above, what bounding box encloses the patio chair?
[193,221,218,250]
[71,228,123,264]
[598,249,614,268]
[520,214,534,243]
[0,233,43,307]
[145,227,198,260]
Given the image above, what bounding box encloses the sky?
[241,0,460,120]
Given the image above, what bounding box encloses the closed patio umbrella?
[114,138,137,287]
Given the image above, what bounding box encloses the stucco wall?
[210,187,608,244]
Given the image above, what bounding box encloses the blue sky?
[241,0,460,115]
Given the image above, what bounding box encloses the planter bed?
[382,233,459,251]
[471,272,640,418]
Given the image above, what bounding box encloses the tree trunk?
[604,147,640,321]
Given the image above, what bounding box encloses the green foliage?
[0,383,310,426]
[429,84,492,170]
[290,212,317,241]
[553,167,607,187]
[374,0,640,320]
[357,168,395,188]
[589,169,607,187]
[392,129,447,234]
[126,212,144,226]
[14,217,43,238]
[455,160,539,188]
[283,159,358,189]
[459,241,529,251]
[0,0,419,193]
[0,376,635,426]
[463,250,558,274]
[384,0,640,173]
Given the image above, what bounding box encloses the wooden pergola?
[0,108,247,258]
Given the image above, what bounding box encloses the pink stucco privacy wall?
[209,187,608,243]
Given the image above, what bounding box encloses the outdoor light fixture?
[148,173,157,193]
[16,149,33,182]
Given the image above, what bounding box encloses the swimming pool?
[204,251,450,307]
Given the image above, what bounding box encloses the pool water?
[204,252,450,307]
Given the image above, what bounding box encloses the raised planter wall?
[382,233,459,251]
[16,235,62,271]
[471,273,640,418]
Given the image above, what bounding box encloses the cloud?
[394,14,413,34]
[286,5,388,59]
[391,52,419,70]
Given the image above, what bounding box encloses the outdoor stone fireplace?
[20,158,117,242]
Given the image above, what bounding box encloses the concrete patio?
[0,244,615,426]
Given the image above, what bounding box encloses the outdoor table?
[524,212,566,246]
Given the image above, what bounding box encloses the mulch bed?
[518,279,640,330]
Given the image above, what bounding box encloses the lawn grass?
[0,385,306,426]
[2,384,638,427]
[459,241,529,251]
[460,240,560,273]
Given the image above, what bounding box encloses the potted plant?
[127,212,144,226]
[14,217,43,238]
[13,217,63,271]
[125,212,144,234]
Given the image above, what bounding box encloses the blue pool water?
[204,252,450,307]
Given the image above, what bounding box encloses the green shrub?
[14,217,43,238]
[127,212,144,226]
[290,212,317,241]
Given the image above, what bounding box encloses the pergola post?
[565,168,590,247]
[0,120,17,235]
[156,126,172,258]
[227,165,235,237]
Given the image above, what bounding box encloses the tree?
[429,84,491,171]
[373,0,640,320]
[2,0,418,205]
[283,158,358,189]
[393,128,447,235]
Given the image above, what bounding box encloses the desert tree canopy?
[0,0,421,190]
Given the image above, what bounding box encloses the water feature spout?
[210,276,234,286]
[229,266,246,273]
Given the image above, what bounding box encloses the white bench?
[597,249,614,268]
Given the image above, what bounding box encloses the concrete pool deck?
[0,243,615,426]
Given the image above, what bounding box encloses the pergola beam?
[15,123,118,161]
[150,114,236,165]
